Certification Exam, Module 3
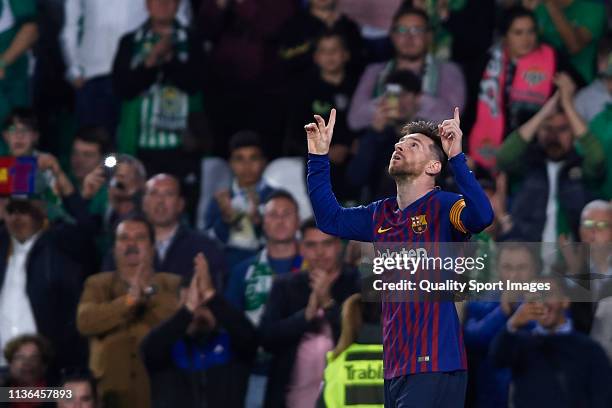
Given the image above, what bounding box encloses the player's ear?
[425,160,441,176]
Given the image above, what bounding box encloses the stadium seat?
[263,157,313,221]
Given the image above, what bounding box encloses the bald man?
[566,200,612,334]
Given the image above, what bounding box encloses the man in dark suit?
[259,218,360,408]
[0,198,87,375]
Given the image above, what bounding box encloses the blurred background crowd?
[0,0,610,407]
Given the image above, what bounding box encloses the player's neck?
[395,177,434,210]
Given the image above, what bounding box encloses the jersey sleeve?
[307,154,375,241]
[448,153,494,234]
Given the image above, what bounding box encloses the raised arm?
[541,1,596,56]
[1,22,38,77]
[497,92,560,175]
[305,109,375,241]
[555,72,605,182]
[440,108,494,233]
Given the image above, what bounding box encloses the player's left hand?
[439,107,463,159]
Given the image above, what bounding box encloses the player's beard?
[388,158,424,179]
[388,164,409,178]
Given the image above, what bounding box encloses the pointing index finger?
[327,108,336,131]
[454,107,460,125]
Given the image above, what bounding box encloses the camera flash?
[104,156,117,168]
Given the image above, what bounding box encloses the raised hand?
[310,269,335,308]
[439,107,463,159]
[215,190,237,223]
[558,234,585,276]
[145,33,174,68]
[517,92,560,143]
[372,99,394,132]
[194,252,215,302]
[554,72,576,107]
[82,166,106,200]
[184,269,204,312]
[127,262,150,306]
[305,108,336,155]
[540,91,560,118]
[38,152,75,197]
[305,291,319,321]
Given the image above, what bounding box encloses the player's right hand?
[305,108,336,155]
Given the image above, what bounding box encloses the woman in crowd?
[469,6,557,170]
[1,334,54,408]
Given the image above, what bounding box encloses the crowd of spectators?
[0,0,610,407]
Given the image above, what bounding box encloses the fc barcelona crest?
[411,215,428,234]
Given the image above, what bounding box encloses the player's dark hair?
[115,213,156,244]
[4,108,39,132]
[391,6,430,30]
[74,126,111,155]
[229,130,265,155]
[265,189,299,212]
[385,70,422,95]
[499,6,537,36]
[401,121,447,167]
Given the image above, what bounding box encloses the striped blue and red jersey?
[307,152,493,379]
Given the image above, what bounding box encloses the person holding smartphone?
[346,70,423,201]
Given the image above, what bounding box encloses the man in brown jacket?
[77,214,180,408]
